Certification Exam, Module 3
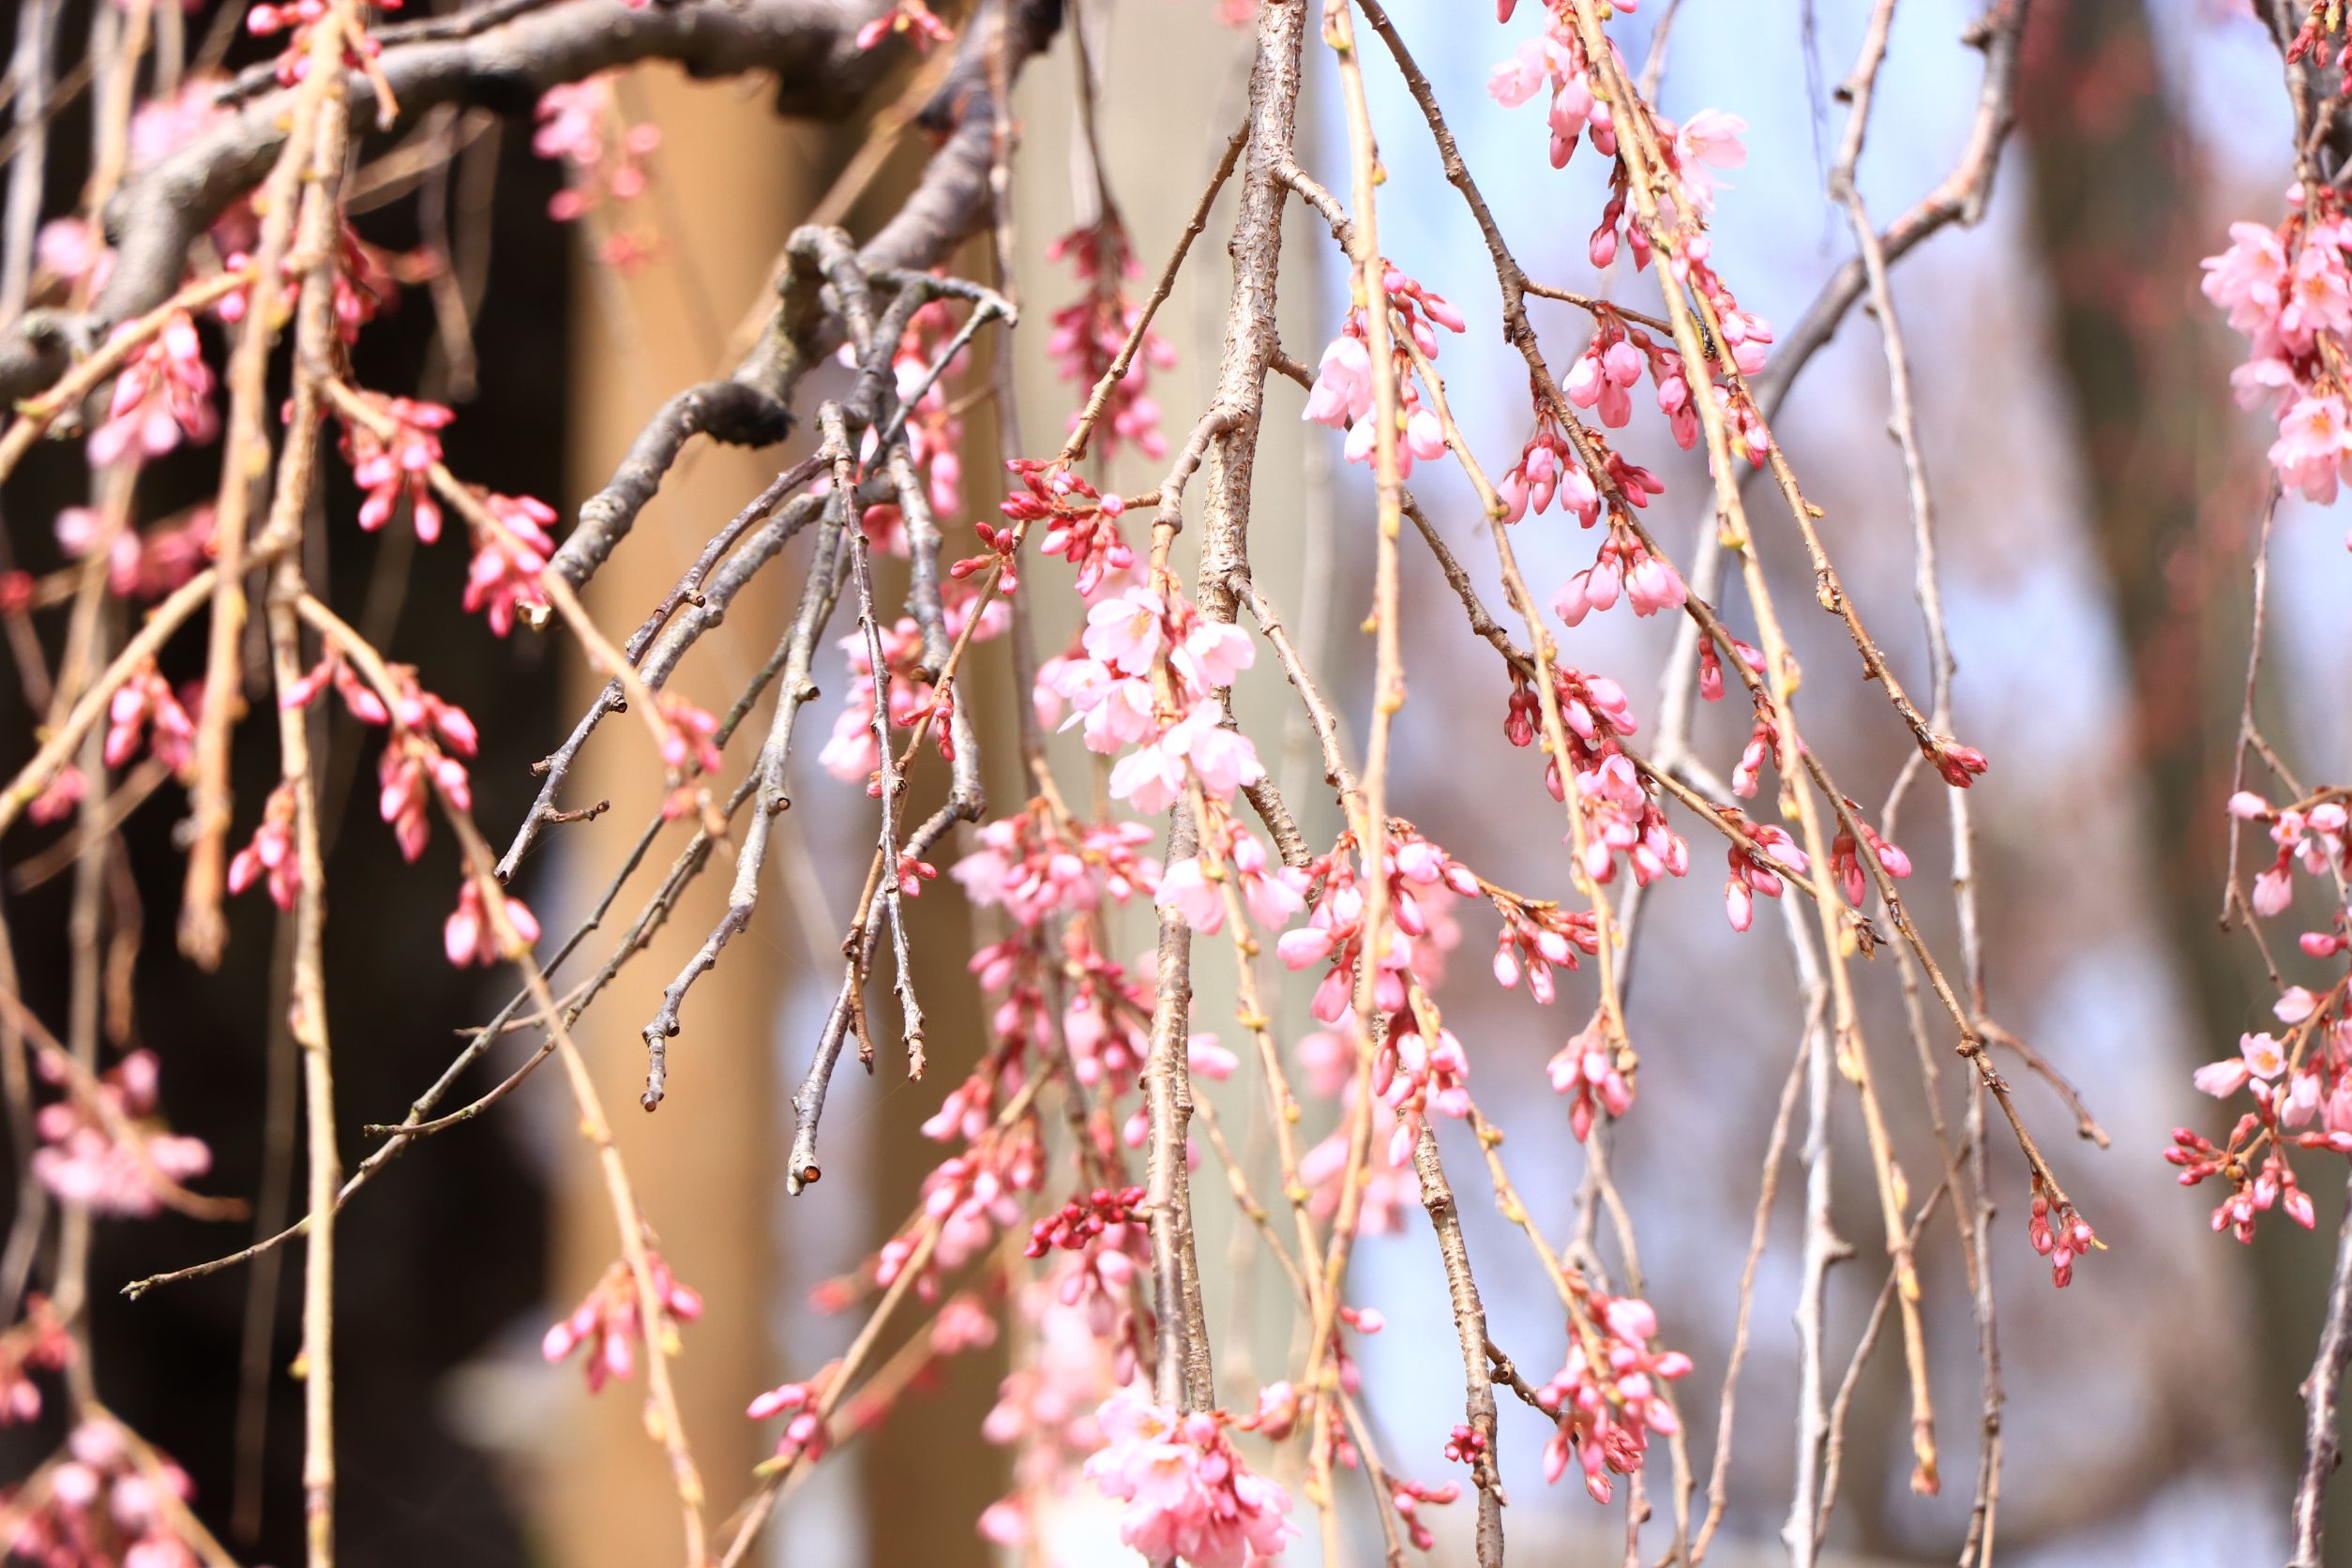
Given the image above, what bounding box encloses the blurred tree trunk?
[2015,0,2319,1494]
[544,73,814,1568]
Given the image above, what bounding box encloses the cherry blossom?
[463,492,557,636]
[86,313,217,470]
[2230,789,2348,916]
[58,505,215,604]
[1669,109,1748,216]
[1083,1395,1293,1568]
[337,394,453,542]
[747,1366,838,1468]
[228,782,302,911]
[102,665,196,775]
[247,0,401,87]
[534,77,666,270]
[997,465,1134,597]
[31,1050,212,1219]
[2205,195,2352,510]
[544,1254,703,1394]
[1303,264,1463,476]
[1,1419,205,1568]
[1547,1018,1635,1141]
[1048,221,1174,460]
[444,880,538,968]
[953,809,1159,931]
[0,1298,73,1425]
[1533,1293,1690,1505]
[2028,1184,2099,1286]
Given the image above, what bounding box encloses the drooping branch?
[542,0,1061,595]
[0,0,1058,407]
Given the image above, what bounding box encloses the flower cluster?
[1303,264,1465,475]
[247,0,400,88]
[1083,1395,1294,1568]
[55,505,214,604]
[1499,410,1605,527]
[0,1419,204,1568]
[87,312,217,470]
[31,1050,211,1219]
[1026,1184,1148,1259]
[1489,1,1774,458]
[2174,788,2352,1257]
[1276,828,1474,1026]
[533,77,665,271]
[1047,221,1174,460]
[1157,819,1308,938]
[1487,10,1618,172]
[1502,663,1691,892]
[2232,789,2348,917]
[976,1286,1123,1549]
[953,807,1160,932]
[1047,582,1266,817]
[818,605,976,786]
[0,1300,73,1425]
[996,462,1135,597]
[1025,1190,1152,1341]
[2027,1181,2099,1288]
[2172,979,2347,1245]
[337,394,453,542]
[444,880,539,969]
[102,664,196,776]
[1717,806,1809,933]
[1486,884,1599,1005]
[1547,1017,1635,1141]
[747,1363,839,1469]
[2203,190,2352,515]
[1553,525,1685,625]
[1533,1293,1690,1505]
[1829,805,1913,906]
[228,781,302,911]
[283,653,476,863]
[464,491,558,637]
[542,1254,703,1394]
[885,1118,1046,1300]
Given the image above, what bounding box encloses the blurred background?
[0,0,2341,1563]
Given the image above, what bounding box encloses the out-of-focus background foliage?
[0,0,2341,1563]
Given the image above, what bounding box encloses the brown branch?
[2293,1168,2352,1566]
[0,0,948,406]
[1412,1129,1505,1568]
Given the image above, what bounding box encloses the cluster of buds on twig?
[1304,264,1466,475]
[0,1299,72,1425]
[533,77,666,270]
[1048,220,1174,461]
[0,1418,204,1568]
[248,0,401,87]
[336,393,452,543]
[1534,1293,1690,1505]
[543,1253,703,1394]
[32,1051,211,1219]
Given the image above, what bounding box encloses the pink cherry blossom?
[229,782,302,911]
[86,312,217,469]
[544,1254,702,1394]
[1048,221,1175,460]
[31,1050,212,1218]
[445,880,538,967]
[1083,1395,1293,1568]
